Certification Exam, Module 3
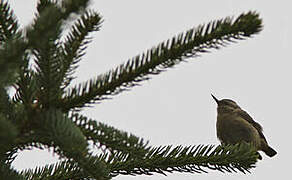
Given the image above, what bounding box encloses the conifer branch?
[29,2,70,108]
[20,160,85,180]
[0,87,16,122]
[36,109,88,156]
[21,155,111,180]
[0,162,25,180]
[71,113,150,158]
[108,144,258,177]
[61,0,91,16]
[0,1,27,86]
[28,0,91,48]
[61,11,262,111]
[0,38,27,86]
[19,139,259,179]
[70,114,259,176]
[12,65,37,106]
[0,0,19,41]
[0,114,18,160]
[27,1,102,108]
[19,109,110,179]
[61,10,103,89]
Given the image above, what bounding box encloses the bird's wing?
[237,110,267,143]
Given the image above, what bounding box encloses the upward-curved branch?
[60,11,262,111]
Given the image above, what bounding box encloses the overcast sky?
[9,0,291,179]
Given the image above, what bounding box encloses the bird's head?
[211,94,240,113]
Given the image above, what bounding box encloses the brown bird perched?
[211,94,277,159]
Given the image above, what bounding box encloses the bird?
[211,94,277,159]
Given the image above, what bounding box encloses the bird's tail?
[262,144,277,157]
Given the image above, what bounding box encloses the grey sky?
[10,0,290,179]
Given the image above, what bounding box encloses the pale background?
[9,0,291,179]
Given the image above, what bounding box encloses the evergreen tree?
[0,0,262,179]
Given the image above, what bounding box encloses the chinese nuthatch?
[211,94,277,159]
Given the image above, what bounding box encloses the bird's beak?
[211,94,219,104]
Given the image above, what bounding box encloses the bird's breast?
[216,113,261,147]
